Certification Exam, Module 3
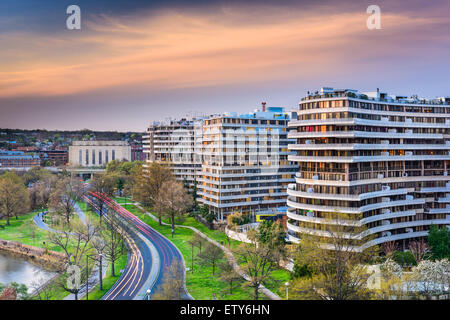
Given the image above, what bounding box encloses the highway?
[85,192,190,300]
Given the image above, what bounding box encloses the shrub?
[393,251,417,267]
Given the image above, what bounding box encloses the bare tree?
[155,180,192,236]
[100,208,125,277]
[290,212,377,300]
[90,173,116,222]
[151,260,185,300]
[49,176,83,224]
[197,242,224,275]
[47,217,99,300]
[408,239,430,263]
[382,241,398,258]
[233,230,281,300]
[0,172,30,226]
[218,260,242,295]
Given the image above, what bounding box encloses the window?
[99,151,102,165]
[105,150,109,163]
[85,149,89,165]
[79,149,82,165]
[92,149,96,165]
[112,149,115,161]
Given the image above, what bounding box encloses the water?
[0,251,57,293]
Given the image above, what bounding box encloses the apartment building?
[143,119,201,190]
[197,106,298,221]
[143,105,298,221]
[286,87,450,250]
[0,150,40,169]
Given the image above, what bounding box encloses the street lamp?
[285,282,289,300]
[98,253,103,291]
[146,289,152,300]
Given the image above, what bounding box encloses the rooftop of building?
[0,149,40,159]
[301,87,450,106]
[70,140,130,146]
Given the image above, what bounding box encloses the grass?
[0,210,64,252]
[83,252,128,300]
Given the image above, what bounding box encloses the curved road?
[87,192,191,300]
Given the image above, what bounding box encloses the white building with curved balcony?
[287,87,450,251]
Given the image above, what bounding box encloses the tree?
[133,162,174,221]
[427,226,450,260]
[392,251,416,267]
[381,241,398,258]
[99,208,125,277]
[0,282,29,300]
[49,176,83,224]
[233,230,280,300]
[0,172,30,226]
[289,212,377,300]
[192,232,206,253]
[218,260,242,295]
[29,174,57,210]
[412,259,450,299]
[257,220,286,255]
[197,242,224,275]
[226,211,250,229]
[90,173,115,222]
[152,260,185,300]
[409,239,430,264]
[155,180,192,236]
[47,217,99,300]
[198,204,215,226]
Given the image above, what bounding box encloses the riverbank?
[0,239,66,272]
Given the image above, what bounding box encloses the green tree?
[0,172,30,226]
[427,225,450,259]
[257,220,286,252]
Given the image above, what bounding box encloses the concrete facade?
[68,140,131,167]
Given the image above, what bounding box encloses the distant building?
[13,146,38,152]
[68,141,131,167]
[0,150,40,169]
[131,143,145,162]
[39,149,69,166]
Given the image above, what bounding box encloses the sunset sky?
[1,0,449,131]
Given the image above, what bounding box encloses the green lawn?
[0,210,64,252]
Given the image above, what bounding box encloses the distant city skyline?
[1,0,449,131]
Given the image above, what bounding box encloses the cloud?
[0,3,448,99]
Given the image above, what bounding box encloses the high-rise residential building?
[287,87,450,251]
[143,105,298,221]
[197,106,298,221]
[143,118,201,190]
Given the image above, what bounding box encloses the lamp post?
[285,282,289,300]
[99,253,103,291]
[86,254,89,300]
[146,289,151,300]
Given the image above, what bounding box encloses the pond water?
[0,251,57,293]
